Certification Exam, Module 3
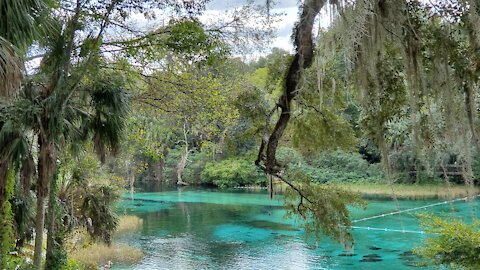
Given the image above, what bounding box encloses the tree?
[1,0,183,267]
[1,0,276,266]
[137,60,239,185]
[254,0,365,243]
[255,0,480,242]
[0,1,53,266]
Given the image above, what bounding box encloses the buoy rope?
[350,226,427,234]
[352,194,479,224]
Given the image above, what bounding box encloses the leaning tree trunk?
[257,0,326,174]
[33,137,57,269]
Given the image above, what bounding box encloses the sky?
[25,0,331,70]
[206,0,332,54]
[206,0,299,52]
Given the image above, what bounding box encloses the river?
[112,186,478,270]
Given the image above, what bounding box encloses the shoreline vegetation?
[233,183,479,200]
[332,183,480,200]
[68,216,144,268]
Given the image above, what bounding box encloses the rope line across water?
[352,194,480,224]
[350,226,426,234]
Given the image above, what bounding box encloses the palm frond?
[0,0,54,97]
[89,73,130,162]
[0,121,29,164]
[0,0,53,51]
[0,38,22,98]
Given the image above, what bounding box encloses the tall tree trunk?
[177,122,189,186]
[33,193,46,268]
[377,131,391,177]
[176,146,189,186]
[464,83,477,143]
[33,137,57,269]
[45,169,62,269]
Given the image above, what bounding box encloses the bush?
[276,147,305,166]
[415,214,480,269]
[294,150,384,183]
[201,154,265,188]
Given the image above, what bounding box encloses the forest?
[0,0,479,269]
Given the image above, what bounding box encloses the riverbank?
[332,183,480,199]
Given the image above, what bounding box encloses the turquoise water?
[113,187,478,270]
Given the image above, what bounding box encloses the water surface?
[113,187,478,270]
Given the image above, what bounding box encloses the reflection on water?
[113,187,478,270]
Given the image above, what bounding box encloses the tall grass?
[116,215,143,234]
[71,243,143,268]
[66,215,144,269]
[334,183,479,199]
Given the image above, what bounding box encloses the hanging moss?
[317,0,480,182]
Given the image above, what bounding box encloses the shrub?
[301,150,384,183]
[201,154,265,188]
[415,214,480,269]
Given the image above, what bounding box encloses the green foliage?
[63,258,82,270]
[276,147,305,166]
[81,186,119,245]
[88,71,130,162]
[60,147,124,242]
[291,110,357,154]
[201,154,265,188]
[359,43,407,138]
[283,168,365,242]
[248,67,268,90]
[126,114,167,162]
[182,150,209,184]
[276,148,383,184]
[305,150,384,183]
[0,0,52,51]
[166,19,229,65]
[0,169,15,268]
[415,214,480,269]
[3,253,30,270]
[224,78,269,157]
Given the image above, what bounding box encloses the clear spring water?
[112,186,479,270]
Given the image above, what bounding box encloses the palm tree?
[0,3,51,265]
[0,1,128,267]
[44,70,129,268]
